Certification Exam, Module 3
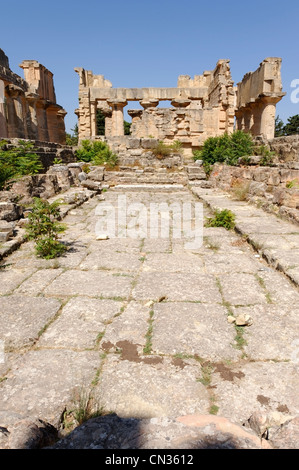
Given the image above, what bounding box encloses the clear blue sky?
[1,0,298,133]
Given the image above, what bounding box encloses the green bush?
[75,140,118,167]
[205,209,236,231]
[152,140,183,159]
[0,140,43,190]
[25,198,67,259]
[193,131,254,167]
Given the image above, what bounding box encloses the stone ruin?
[74,57,285,149]
[0,48,66,144]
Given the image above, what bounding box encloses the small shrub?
[81,163,91,174]
[286,179,299,189]
[25,198,67,259]
[152,140,183,159]
[0,140,43,190]
[75,140,118,167]
[253,144,276,166]
[205,209,236,231]
[232,182,250,201]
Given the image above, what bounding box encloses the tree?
[283,114,299,136]
[66,123,78,146]
[124,120,132,135]
[275,116,285,137]
[96,109,106,135]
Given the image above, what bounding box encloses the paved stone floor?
[0,186,298,432]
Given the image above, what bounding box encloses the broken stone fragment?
[96,234,109,240]
[87,167,105,182]
[235,314,253,326]
[0,220,14,241]
[227,315,236,324]
[78,172,87,182]
[81,180,102,192]
[0,202,22,222]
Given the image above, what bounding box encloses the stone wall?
[1,138,75,171]
[0,49,66,144]
[269,135,299,162]
[209,162,299,224]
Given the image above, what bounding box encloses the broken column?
[235,58,285,140]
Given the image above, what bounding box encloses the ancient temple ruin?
[75,57,285,149]
[0,49,66,144]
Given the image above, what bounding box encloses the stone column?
[260,96,279,140]
[128,109,143,136]
[0,79,7,138]
[6,85,26,138]
[235,109,243,132]
[36,99,49,142]
[57,108,67,144]
[107,99,127,136]
[101,108,112,137]
[90,100,97,137]
[25,93,39,140]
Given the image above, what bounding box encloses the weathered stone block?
[141,138,158,149]
[0,202,22,221]
[127,138,140,149]
[87,167,105,182]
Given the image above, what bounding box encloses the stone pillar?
[107,99,127,136]
[0,79,7,138]
[101,108,112,137]
[235,109,243,132]
[36,99,49,142]
[57,109,67,144]
[25,93,39,140]
[128,109,143,136]
[90,100,97,137]
[6,85,26,138]
[260,97,279,140]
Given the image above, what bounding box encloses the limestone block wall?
[0,49,67,144]
[269,135,299,162]
[209,162,299,224]
[93,136,185,168]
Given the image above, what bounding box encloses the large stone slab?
[231,304,299,361]
[152,302,240,360]
[204,253,261,275]
[44,270,134,299]
[15,269,64,296]
[0,296,61,349]
[0,350,101,425]
[218,272,267,305]
[79,251,142,272]
[142,253,205,273]
[132,273,222,302]
[0,267,36,295]
[39,297,123,349]
[102,301,150,354]
[210,362,299,424]
[96,355,210,419]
